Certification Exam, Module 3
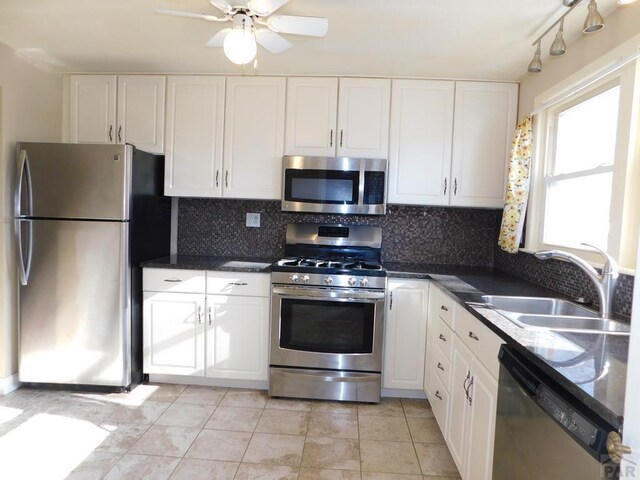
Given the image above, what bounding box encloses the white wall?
[0,42,62,390]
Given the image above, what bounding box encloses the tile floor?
[0,384,461,480]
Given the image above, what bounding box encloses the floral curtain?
[498,115,533,253]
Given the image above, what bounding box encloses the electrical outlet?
[246,212,261,228]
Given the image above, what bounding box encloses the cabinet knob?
[225,170,229,188]
[197,305,203,325]
[329,129,333,147]
[437,362,445,371]
[435,391,443,400]
[117,125,122,143]
[443,178,447,195]
[108,125,113,143]
[340,129,344,147]
[208,306,212,326]
[438,334,447,342]
[468,331,479,341]
[216,170,219,188]
[440,305,449,312]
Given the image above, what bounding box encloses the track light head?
[584,0,604,33]
[550,19,567,56]
[528,42,542,73]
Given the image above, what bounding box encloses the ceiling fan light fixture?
[583,0,604,33]
[528,42,542,73]
[223,15,257,65]
[550,19,567,56]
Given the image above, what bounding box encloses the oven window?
[279,299,375,354]
[284,169,359,204]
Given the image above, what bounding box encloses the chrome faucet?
[534,244,619,319]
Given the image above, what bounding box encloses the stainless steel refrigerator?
[15,142,171,391]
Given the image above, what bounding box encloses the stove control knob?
[323,276,333,286]
[302,274,310,284]
[290,274,300,283]
[348,277,357,287]
[360,278,369,287]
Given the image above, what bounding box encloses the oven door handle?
[274,368,380,383]
[271,287,385,301]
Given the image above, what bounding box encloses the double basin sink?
[481,295,630,335]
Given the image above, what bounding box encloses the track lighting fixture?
[526,0,608,74]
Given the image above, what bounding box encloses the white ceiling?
[0,0,620,81]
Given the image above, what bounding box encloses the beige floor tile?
[301,437,360,471]
[185,429,253,462]
[360,440,421,475]
[401,399,435,419]
[361,473,422,479]
[169,458,239,480]
[406,418,445,444]
[358,399,404,417]
[96,423,151,453]
[66,451,122,480]
[44,397,119,423]
[155,402,215,428]
[175,386,228,406]
[256,409,309,435]
[147,384,188,403]
[307,413,358,439]
[359,415,411,442]
[299,467,362,479]
[130,425,200,457]
[414,444,459,477]
[234,463,299,480]
[219,389,268,408]
[266,398,313,412]
[243,432,305,466]
[310,401,358,415]
[204,406,262,432]
[107,401,171,425]
[104,453,180,480]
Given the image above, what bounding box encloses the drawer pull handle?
[197,306,203,325]
[468,331,479,341]
[227,282,248,286]
[435,391,443,400]
[164,278,182,283]
[440,305,449,312]
[437,362,445,371]
[438,334,447,342]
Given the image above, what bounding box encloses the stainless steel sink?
[480,295,630,335]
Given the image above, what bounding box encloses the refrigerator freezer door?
[19,219,131,387]
[16,142,131,220]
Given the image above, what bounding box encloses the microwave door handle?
[358,160,365,207]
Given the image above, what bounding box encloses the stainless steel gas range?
[269,223,386,403]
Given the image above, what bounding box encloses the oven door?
[270,285,385,372]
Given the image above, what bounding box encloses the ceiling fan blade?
[266,15,328,37]
[247,0,290,16]
[209,0,232,13]
[205,29,231,47]
[255,29,292,54]
[155,9,226,22]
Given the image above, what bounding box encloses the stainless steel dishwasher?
[492,345,618,479]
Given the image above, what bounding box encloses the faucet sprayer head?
[534,250,554,260]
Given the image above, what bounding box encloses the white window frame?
[526,60,640,271]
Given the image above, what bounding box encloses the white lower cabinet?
[383,279,430,391]
[142,268,270,383]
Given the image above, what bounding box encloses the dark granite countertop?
[143,256,628,428]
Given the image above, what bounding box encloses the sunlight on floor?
[0,406,22,424]
[74,384,160,407]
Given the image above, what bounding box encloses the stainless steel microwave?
[281,156,387,215]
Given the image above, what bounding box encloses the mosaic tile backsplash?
[494,248,634,319]
[177,198,502,266]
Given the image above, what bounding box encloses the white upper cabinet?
[388,80,455,205]
[337,78,391,159]
[70,75,117,144]
[224,76,286,199]
[164,76,225,197]
[285,77,338,157]
[116,75,165,153]
[70,75,165,153]
[450,81,518,208]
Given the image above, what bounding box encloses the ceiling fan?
[156,0,329,65]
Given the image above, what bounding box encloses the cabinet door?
[223,77,286,199]
[285,77,338,156]
[447,335,473,474]
[70,75,117,144]
[164,76,225,197]
[143,292,205,376]
[383,279,429,390]
[117,75,165,153]
[206,295,269,381]
[466,359,499,480]
[337,78,391,159]
[450,82,518,208]
[388,80,454,205]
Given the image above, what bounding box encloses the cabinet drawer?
[455,306,504,379]
[143,268,206,293]
[434,317,454,359]
[430,371,449,435]
[432,345,451,392]
[206,271,270,297]
[433,286,455,328]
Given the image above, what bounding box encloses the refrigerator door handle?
[16,149,34,217]
[16,219,33,286]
